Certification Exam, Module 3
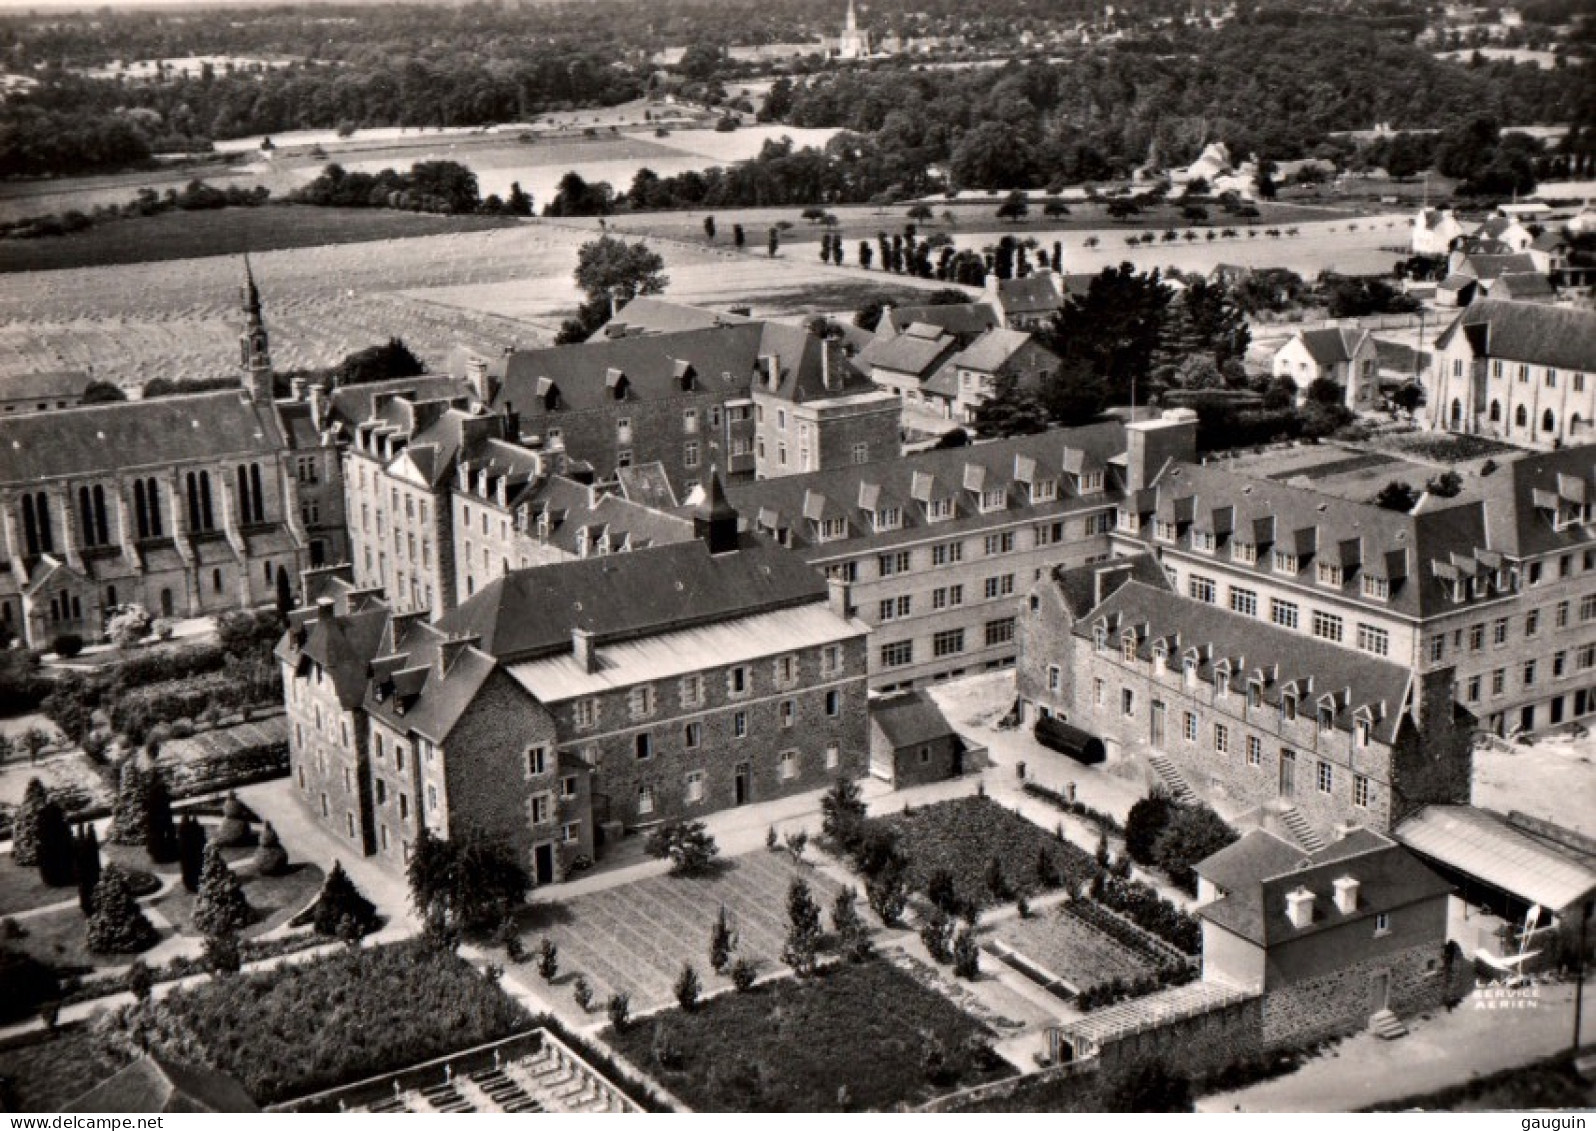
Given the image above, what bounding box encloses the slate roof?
[0,390,286,484]
[1133,460,1492,619]
[364,621,502,742]
[1081,580,1418,744]
[62,1055,259,1114]
[879,302,1001,340]
[278,598,393,712]
[723,423,1125,557]
[1474,446,1596,560]
[438,534,827,663]
[952,328,1039,374]
[1046,553,1173,620]
[871,689,959,750]
[1198,830,1452,947]
[1491,272,1556,300]
[751,323,877,402]
[1435,299,1596,374]
[1459,252,1539,281]
[1294,327,1366,367]
[606,296,752,335]
[328,375,472,429]
[858,323,961,378]
[0,369,94,405]
[997,272,1064,315]
[1195,827,1310,896]
[521,475,695,556]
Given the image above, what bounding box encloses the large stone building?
[280,481,871,881]
[478,320,899,494]
[1426,299,1596,448]
[722,419,1163,689]
[0,265,341,646]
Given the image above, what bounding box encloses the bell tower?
[239,255,274,402]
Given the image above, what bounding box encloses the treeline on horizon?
[1,4,1589,183]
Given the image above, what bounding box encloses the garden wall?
[1088,994,1264,1079]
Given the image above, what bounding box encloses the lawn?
[516,848,843,1013]
[7,904,171,974]
[0,1026,132,1113]
[1367,431,1523,464]
[606,958,1011,1111]
[0,859,80,918]
[0,206,523,275]
[987,903,1161,994]
[150,859,322,940]
[95,939,530,1105]
[875,795,1098,912]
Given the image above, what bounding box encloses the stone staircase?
[1369,1009,1408,1040]
[1148,753,1198,805]
[1279,805,1327,853]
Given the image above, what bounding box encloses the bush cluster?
[1090,876,1203,955]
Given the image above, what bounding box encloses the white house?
[1271,326,1383,410]
[1412,209,1465,257]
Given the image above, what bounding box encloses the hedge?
[1090,875,1202,955]
[109,663,280,745]
[160,740,290,800]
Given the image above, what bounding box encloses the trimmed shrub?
[290,860,378,938]
[178,814,207,892]
[251,821,289,875]
[145,772,178,863]
[51,633,84,658]
[193,843,251,936]
[674,962,701,1011]
[0,945,60,1024]
[110,759,149,846]
[87,865,158,953]
[35,801,76,887]
[212,791,253,847]
[74,823,102,914]
[11,778,47,866]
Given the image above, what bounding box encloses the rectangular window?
[629,684,655,718]
[1493,617,1509,646]
[1362,575,1389,601]
[635,733,653,760]
[1357,624,1390,657]
[1318,761,1334,794]
[881,641,914,668]
[1182,711,1198,742]
[1047,664,1062,692]
[1230,587,1257,617]
[878,551,912,577]
[984,531,1015,556]
[775,654,798,686]
[1121,688,1135,716]
[984,574,1015,600]
[1492,668,1506,696]
[1466,675,1482,702]
[1525,609,1540,637]
[1093,677,1105,706]
[729,666,750,695]
[933,629,966,657]
[779,698,797,727]
[931,542,964,567]
[852,443,870,464]
[526,746,548,776]
[1355,774,1372,808]
[779,750,799,780]
[684,721,702,749]
[680,675,704,709]
[932,585,965,610]
[531,795,551,825]
[826,743,840,769]
[1246,736,1262,766]
[825,689,841,716]
[1317,562,1343,588]
[1374,913,1390,936]
[926,497,955,522]
[575,699,598,729]
[734,711,748,738]
[1188,575,1216,604]
[985,618,1016,647]
[685,771,704,804]
[684,440,701,469]
[1214,723,1230,753]
[1311,610,1344,643]
[638,785,655,816]
[979,487,1006,513]
[1270,599,1299,630]
[1469,623,1484,651]
[878,595,912,621]
[1523,659,1537,687]
[1556,601,1570,629]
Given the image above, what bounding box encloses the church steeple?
[239,254,273,401]
[846,0,857,31]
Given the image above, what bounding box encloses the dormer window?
[1192,530,1216,554]
[1362,575,1389,601]
[1232,541,1257,565]
[979,487,1007,513]
[1078,471,1104,494]
[818,517,848,542]
[873,507,902,533]
[1355,717,1371,747]
[1317,563,1342,588]
[1555,502,1581,531]
[1030,479,1058,504]
[1471,574,1487,598]
[1183,657,1198,684]
[1318,704,1334,732]
[1152,641,1168,670]
[1094,624,1109,653]
[1117,508,1140,533]
[1155,520,1178,544]
[1247,680,1262,709]
[927,497,954,522]
[1273,550,1298,575]
[1282,693,1298,722]
[1121,636,1138,663]
[1216,671,1230,698]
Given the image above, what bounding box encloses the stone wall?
[1260,940,1447,1048]
[1090,994,1265,1079]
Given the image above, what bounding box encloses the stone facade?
[1258,941,1447,1048]
[751,384,900,478]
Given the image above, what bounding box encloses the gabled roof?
[278,598,392,711]
[1294,326,1367,367]
[996,272,1064,314]
[1395,805,1596,912]
[327,375,472,430]
[871,689,959,750]
[0,390,286,484]
[857,324,961,378]
[952,328,1043,374]
[439,534,826,663]
[1491,272,1556,300]
[751,323,876,402]
[1475,446,1596,560]
[0,369,94,404]
[1195,827,1308,895]
[1080,579,1416,744]
[1435,299,1596,374]
[62,1055,259,1113]
[1198,830,1452,947]
[1459,252,1539,281]
[607,296,752,335]
[1046,553,1172,620]
[879,301,1000,341]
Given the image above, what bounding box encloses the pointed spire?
[241,253,263,325]
[693,465,739,555]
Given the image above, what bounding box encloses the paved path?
[1198,975,1596,1112]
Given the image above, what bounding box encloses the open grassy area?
[96,940,529,1105]
[1,207,523,275]
[0,860,79,918]
[876,795,1097,912]
[0,1026,131,1113]
[150,859,321,940]
[7,904,170,973]
[606,958,1011,1111]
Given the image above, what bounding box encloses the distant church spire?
[239,254,273,402]
[846,0,858,31]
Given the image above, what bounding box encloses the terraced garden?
[518,848,843,1014]
[988,904,1159,994]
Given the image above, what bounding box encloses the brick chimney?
[1285,886,1316,929]
[1124,414,1198,492]
[1332,875,1360,915]
[572,628,597,674]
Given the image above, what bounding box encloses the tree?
[820,777,868,849]
[831,887,872,962]
[920,908,955,963]
[11,778,47,867]
[1305,376,1345,407]
[1044,264,1171,406]
[1043,199,1070,218]
[1101,1062,1193,1113]
[730,957,758,992]
[1262,374,1298,411]
[194,842,251,937]
[859,241,872,269]
[105,603,152,649]
[1390,382,1425,415]
[213,791,253,848]
[125,957,152,1003]
[0,945,60,1026]
[559,236,668,343]
[86,865,157,954]
[1427,470,1464,498]
[1125,792,1175,866]
[407,828,531,932]
[1152,805,1237,895]
[178,814,207,892]
[80,380,126,404]
[505,181,533,217]
[1373,481,1420,512]
[783,878,823,976]
[73,824,101,915]
[204,927,242,977]
[867,862,909,925]
[144,772,177,864]
[973,375,1051,437]
[606,991,631,1032]
[645,819,720,876]
[985,855,1011,902]
[767,227,779,257]
[537,938,559,981]
[997,190,1030,223]
[926,867,961,915]
[572,976,594,1012]
[35,801,75,887]
[953,927,980,979]
[674,962,701,1011]
[110,759,149,846]
[734,224,746,249]
[307,860,378,938]
[703,215,716,242]
[251,821,288,876]
[331,338,425,387]
[710,903,737,973]
[17,728,49,767]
